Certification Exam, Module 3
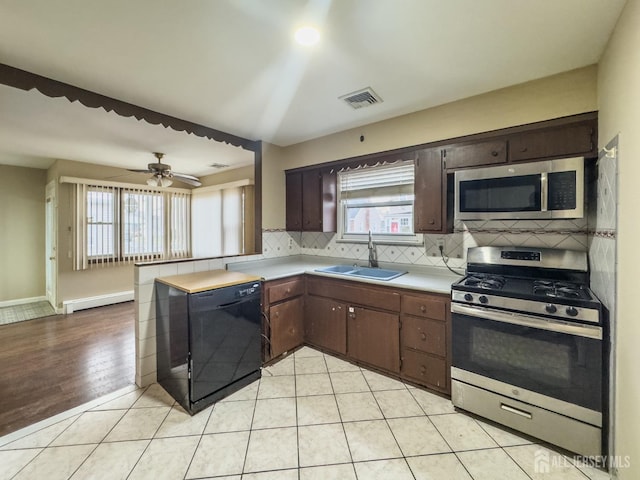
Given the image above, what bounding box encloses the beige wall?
[0,165,46,302]
[262,66,598,228]
[199,164,254,187]
[598,0,640,477]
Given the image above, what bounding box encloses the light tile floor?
[0,301,55,326]
[0,346,610,480]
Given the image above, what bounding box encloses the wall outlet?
[436,237,445,251]
[288,237,293,248]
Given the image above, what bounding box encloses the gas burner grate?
[533,280,588,299]
[464,274,506,290]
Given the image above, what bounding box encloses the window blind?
[340,161,414,201]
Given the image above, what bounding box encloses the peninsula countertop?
[155,269,262,294]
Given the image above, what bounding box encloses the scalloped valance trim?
[0,63,259,152]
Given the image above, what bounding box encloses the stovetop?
[452,246,603,324]
[458,273,593,302]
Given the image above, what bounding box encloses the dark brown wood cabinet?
[285,172,303,231]
[263,276,305,360]
[285,169,337,232]
[347,306,400,373]
[442,140,507,170]
[508,123,596,162]
[400,292,451,394]
[304,295,347,354]
[414,148,445,233]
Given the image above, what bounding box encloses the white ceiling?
[0,0,626,174]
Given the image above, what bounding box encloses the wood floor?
[0,302,135,437]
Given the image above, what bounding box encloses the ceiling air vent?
[209,163,230,169]
[339,87,383,109]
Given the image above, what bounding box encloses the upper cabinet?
[285,169,337,232]
[414,148,449,234]
[442,140,507,170]
[508,123,596,162]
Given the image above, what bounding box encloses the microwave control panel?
[547,171,577,210]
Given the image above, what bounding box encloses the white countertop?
[226,255,462,294]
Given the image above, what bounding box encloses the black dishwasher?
[156,280,262,414]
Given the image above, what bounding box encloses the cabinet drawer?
[307,276,400,312]
[401,349,447,391]
[401,294,447,320]
[267,276,304,304]
[401,316,446,356]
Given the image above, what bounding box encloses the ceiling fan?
[128,152,202,187]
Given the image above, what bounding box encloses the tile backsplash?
[263,216,588,273]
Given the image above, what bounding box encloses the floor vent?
[339,87,383,109]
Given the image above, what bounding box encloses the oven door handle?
[451,303,602,340]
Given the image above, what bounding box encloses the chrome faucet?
[368,230,378,268]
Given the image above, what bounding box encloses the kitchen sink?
[315,265,407,281]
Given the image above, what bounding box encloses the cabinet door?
[269,297,304,358]
[509,124,596,162]
[443,140,507,169]
[347,306,400,373]
[414,148,443,233]
[285,172,303,231]
[304,295,347,354]
[302,170,323,231]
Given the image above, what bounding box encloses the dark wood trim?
[285,111,598,174]
[0,62,259,152]
[253,141,263,254]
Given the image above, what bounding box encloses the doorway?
[45,180,57,312]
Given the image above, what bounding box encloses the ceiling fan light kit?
[129,152,202,187]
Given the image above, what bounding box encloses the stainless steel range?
[451,246,606,457]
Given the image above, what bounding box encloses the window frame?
[336,162,423,246]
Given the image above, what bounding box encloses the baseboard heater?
[63,291,134,314]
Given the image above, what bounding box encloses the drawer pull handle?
[421,333,427,341]
[500,403,532,419]
[420,366,426,374]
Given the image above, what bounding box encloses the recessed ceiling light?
[294,26,320,46]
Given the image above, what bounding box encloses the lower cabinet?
[400,292,451,394]
[347,306,400,373]
[304,295,347,355]
[263,275,305,360]
[269,296,304,358]
[264,274,451,396]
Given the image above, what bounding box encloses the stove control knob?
[479,295,488,304]
[566,306,579,317]
[463,293,473,302]
[545,304,557,314]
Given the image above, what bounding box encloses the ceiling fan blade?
[171,173,202,187]
[127,168,153,173]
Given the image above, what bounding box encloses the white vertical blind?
[73,182,191,269]
[222,186,243,256]
[191,185,249,257]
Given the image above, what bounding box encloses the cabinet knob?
[420,365,426,374]
[420,305,426,313]
[428,219,435,225]
[331,307,335,311]
[421,333,427,341]
[286,288,291,294]
[275,312,279,318]
[520,147,528,152]
[491,150,498,157]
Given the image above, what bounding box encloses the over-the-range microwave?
[455,156,585,220]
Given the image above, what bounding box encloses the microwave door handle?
[540,172,548,212]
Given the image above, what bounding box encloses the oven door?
[451,303,603,414]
